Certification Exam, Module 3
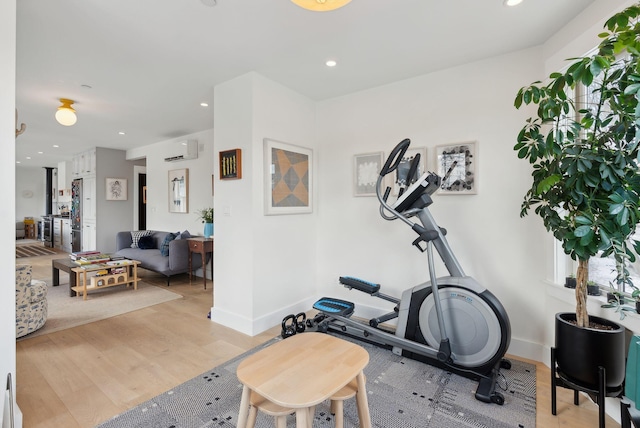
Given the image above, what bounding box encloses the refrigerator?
[71,178,82,252]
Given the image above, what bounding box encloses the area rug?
[15,244,57,258]
[97,336,536,428]
[18,280,183,340]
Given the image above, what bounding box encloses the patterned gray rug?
[97,336,536,428]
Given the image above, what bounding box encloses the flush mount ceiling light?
[55,98,77,126]
[291,0,351,12]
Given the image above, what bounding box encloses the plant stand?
[621,398,640,428]
[551,347,623,428]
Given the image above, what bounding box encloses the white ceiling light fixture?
[291,0,351,12]
[503,0,523,6]
[55,98,77,126]
[326,59,337,67]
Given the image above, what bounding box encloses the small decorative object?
[169,169,189,213]
[436,142,477,194]
[264,138,313,215]
[105,178,127,201]
[564,275,576,289]
[196,207,214,237]
[219,149,242,180]
[353,152,383,197]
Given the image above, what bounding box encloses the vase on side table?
[204,222,213,238]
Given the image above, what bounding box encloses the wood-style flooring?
[15,251,618,427]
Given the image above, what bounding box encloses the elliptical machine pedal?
[313,298,355,317]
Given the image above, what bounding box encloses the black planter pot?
[587,284,600,296]
[555,312,625,388]
[636,301,640,314]
[565,277,577,289]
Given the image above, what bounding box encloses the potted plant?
[586,281,600,296]
[513,4,640,389]
[565,274,577,289]
[196,207,214,238]
[633,289,640,314]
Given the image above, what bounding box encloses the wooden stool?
[247,377,361,428]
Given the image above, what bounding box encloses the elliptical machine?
[309,138,512,405]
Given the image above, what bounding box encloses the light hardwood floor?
[15,251,618,427]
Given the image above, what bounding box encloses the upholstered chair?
[16,264,48,338]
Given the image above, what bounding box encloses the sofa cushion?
[137,235,155,250]
[131,230,152,248]
[160,233,177,256]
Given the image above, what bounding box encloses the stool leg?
[275,415,287,428]
[574,390,579,406]
[246,406,258,428]
[332,400,345,428]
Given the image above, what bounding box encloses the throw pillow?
[137,235,155,250]
[181,230,191,239]
[130,230,152,248]
[160,233,177,257]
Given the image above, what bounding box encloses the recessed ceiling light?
[503,0,523,6]
[81,84,92,89]
[200,102,209,107]
[326,60,337,67]
[16,161,21,164]
[118,131,126,135]
[37,151,43,154]
[53,145,59,148]
[26,156,31,160]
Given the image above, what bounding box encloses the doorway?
[138,173,146,230]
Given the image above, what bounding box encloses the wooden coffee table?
[52,258,79,297]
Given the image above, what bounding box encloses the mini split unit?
[164,140,198,162]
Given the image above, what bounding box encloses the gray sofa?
[114,230,203,285]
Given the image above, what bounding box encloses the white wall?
[314,47,548,361]
[2,0,19,425]
[211,72,318,335]
[15,166,45,222]
[127,129,214,235]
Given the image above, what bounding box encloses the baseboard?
[210,295,317,337]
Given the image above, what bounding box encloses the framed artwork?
[169,168,189,213]
[105,178,127,201]
[353,152,384,197]
[219,149,242,179]
[264,138,312,215]
[389,146,427,196]
[436,141,477,194]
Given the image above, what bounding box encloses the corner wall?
[211,72,318,335]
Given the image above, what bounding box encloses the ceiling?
[15,0,596,168]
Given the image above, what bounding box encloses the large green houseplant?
[514,3,640,329]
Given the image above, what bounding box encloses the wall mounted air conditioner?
[164,140,198,162]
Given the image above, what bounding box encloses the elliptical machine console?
[308,138,512,405]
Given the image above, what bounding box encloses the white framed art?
[353,152,384,197]
[435,141,477,195]
[264,138,313,215]
[105,178,127,201]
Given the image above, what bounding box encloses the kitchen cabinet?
[82,221,96,251]
[72,148,96,177]
[53,218,72,253]
[82,176,96,222]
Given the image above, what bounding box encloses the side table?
[187,237,213,289]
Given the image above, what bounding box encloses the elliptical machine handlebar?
[379,138,410,177]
